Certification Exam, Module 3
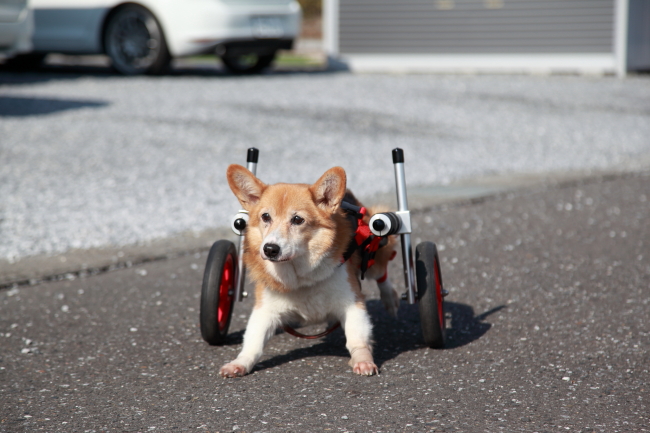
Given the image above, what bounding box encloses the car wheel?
[220,53,276,74]
[104,5,170,75]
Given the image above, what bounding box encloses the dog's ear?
[226,164,266,211]
[310,167,347,213]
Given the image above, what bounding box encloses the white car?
[0,0,33,59]
[27,0,301,74]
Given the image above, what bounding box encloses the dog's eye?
[291,215,305,225]
[261,213,272,223]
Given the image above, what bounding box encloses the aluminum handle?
[392,148,416,304]
[235,147,259,302]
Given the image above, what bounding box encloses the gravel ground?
[1,172,648,432]
[1,70,649,261]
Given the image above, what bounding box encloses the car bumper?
[160,1,302,57]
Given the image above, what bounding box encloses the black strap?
[341,201,361,263]
[340,200,364,218]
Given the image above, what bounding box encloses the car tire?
[220,53,276,74]
[104,5,170,75]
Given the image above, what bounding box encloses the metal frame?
[233,148,258,302]
[323,0,340,57]
[391,149,417,305]
[614,0,630,78]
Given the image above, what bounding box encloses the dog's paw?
[219,363,247,378]
[380,288,400,318]
[353,361,378,376]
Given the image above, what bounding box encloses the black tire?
[104,5,170,75]
[200,240,238,345]
[220,53,276,74]
[416,242,445,348]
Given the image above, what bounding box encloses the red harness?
[283,322,341,339]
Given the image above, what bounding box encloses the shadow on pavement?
[370,301,505,361]
[0,95,108,117]
[0,61,341,87]
[444,303,505,349]
[220,328,245,346]
[239,300,504,373]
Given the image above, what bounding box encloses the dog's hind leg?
[219,305,279,378]
[362,265,400,318]
[363,227,400,317]
[376,270,400,318]
[342,303,378,376]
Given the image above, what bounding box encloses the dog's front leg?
[342,303,378,376]
[219,306,278,378]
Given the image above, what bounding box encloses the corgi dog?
[219,165,400,377]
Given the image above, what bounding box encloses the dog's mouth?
[263,256,293,263]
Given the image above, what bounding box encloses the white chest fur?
[261,264,355,325]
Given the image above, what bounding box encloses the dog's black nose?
[263,243,281,259]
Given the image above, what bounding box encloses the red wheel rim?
[434,260,444,331]
[217,255,234,331]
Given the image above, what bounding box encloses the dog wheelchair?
[199,148,447,349]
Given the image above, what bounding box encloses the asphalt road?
[1,171,648,433]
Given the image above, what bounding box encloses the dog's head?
[226,164,347,263]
